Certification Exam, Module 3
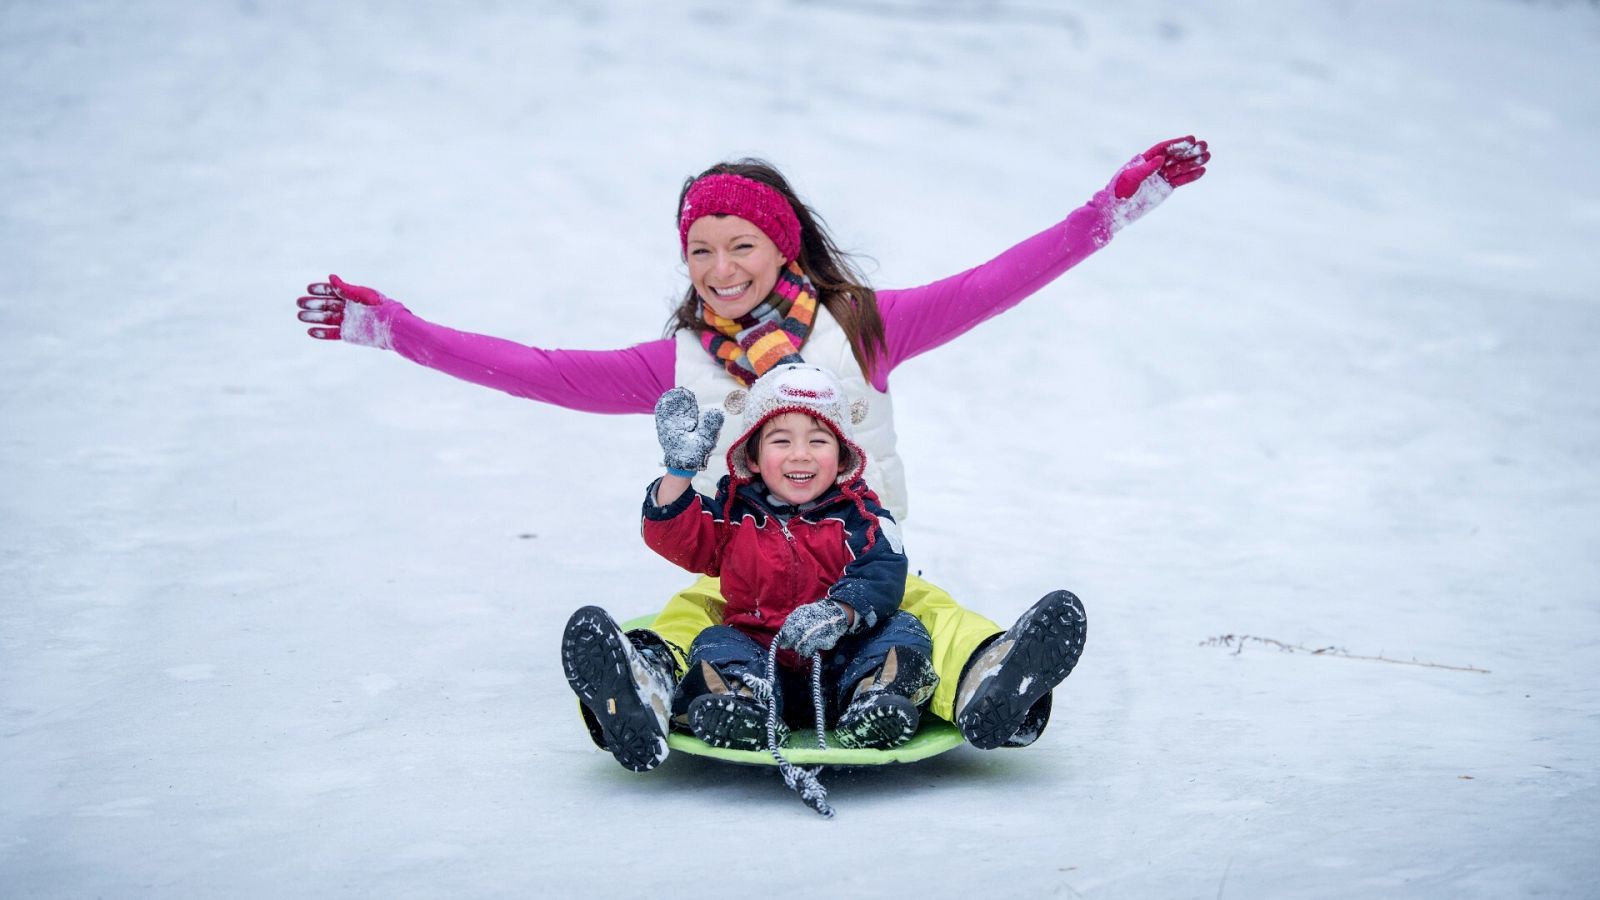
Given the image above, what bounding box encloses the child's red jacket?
[641,475,907,654]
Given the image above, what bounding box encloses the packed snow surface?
[3,1,1599,897]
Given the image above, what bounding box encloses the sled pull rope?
[760,640,834,818]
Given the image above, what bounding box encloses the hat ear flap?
[724,389,748,416]
[849,398,869,426]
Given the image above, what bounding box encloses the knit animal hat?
[679,173,803,262]
[723,363,869,488]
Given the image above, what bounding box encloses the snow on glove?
[296,274,397,348]
[1105,136,1211,233]
[775,600,853,658]
[654,387,725,476]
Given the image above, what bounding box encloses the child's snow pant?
[674,611,934,723]
[652,575,997,723]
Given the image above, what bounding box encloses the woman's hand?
[296,275,394,346]
[1112,136,1210,199]
[1104,136,1210,233]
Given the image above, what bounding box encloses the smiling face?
[747,411,841,506]
[685,214,786,320]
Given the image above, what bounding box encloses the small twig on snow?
[1200,634,1489,673]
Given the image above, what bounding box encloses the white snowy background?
[3,0,1598,896]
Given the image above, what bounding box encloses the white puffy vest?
[673,305,907,521]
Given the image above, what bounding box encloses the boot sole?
[836,694,920,750]
[687,694,786,751]
[562,606,668,772]
[958,590,1087,750]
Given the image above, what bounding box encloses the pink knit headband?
[678,173,802,261]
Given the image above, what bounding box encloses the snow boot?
[954,590,1087,750]
[685,661,788,751]
[835,647,938,750]
[562,606,678,772]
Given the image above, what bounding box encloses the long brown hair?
[665,159,887,379]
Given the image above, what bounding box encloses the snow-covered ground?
[4,0,1599,896]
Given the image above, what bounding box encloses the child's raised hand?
[654,387,725,476]
[296,275,395,347]
[1105,136,1210,233]
[776,600,853,657]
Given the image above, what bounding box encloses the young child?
[561,363,937,772]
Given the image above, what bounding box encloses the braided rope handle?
[761,641,834,818]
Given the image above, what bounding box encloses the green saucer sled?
[621,614,964,766]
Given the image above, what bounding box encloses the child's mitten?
[655,387,725,476]
[776,600,853,657]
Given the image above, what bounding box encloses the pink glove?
[1112,136,1210,200]
[295,274,396,348]
[1103,136,1210,233]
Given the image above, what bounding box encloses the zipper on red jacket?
[737,483,850,628]
[777,518,802,616]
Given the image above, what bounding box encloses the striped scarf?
[699,262,817,387]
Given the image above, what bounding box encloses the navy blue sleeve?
[825,488,909,632]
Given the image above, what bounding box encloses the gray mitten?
[775,600,853,657]
[655,387,725,475]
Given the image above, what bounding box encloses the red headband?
[678,173,802,261]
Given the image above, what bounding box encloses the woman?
[296,137,1209,764]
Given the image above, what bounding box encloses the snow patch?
[73,798,154,819]
[1165,139,1199,159]
[340,300,393,350]
[360,674,398,696]
[1109,172,1174,234]
[165,664,214,681]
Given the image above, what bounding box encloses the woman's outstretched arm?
[296,275,674,415]
[872,137,1208,388]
